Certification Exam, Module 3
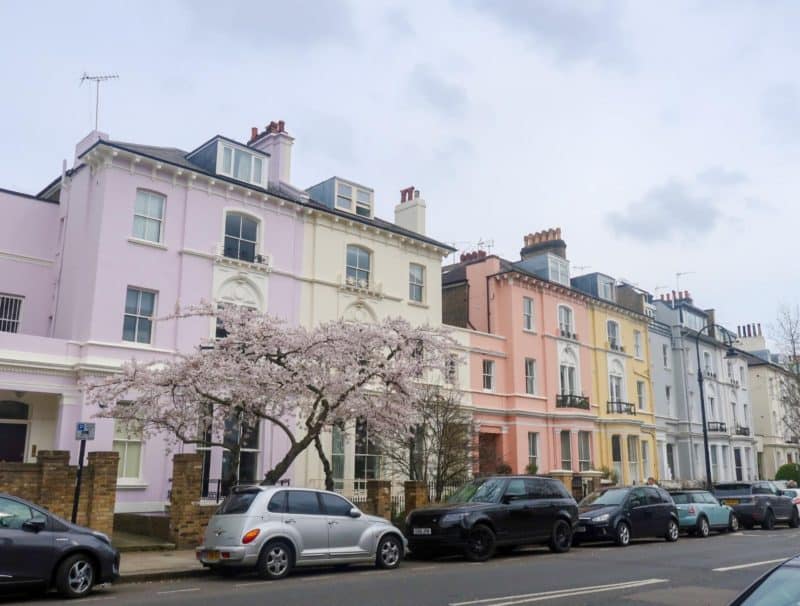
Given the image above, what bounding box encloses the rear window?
[715,484,752,497]
[216,490,260,514]
[287,491,322,515]
[671,493,691,504]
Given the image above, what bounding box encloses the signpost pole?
[72,438,87,523]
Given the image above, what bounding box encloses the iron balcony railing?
[607,401,636,415]
[707,421,728,432]
[787,436,799,444]
[735,425,751,436]
[556,394,591,410]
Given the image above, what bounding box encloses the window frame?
[0,293,23,334]
[409,263,425,303]
[527,432,538,470]
[122,287,157,344]
[558,305,574,337]
[578,431,591,471]
[522,297,534,331]
[662,343,670,369]
[217,144,265,186]
[633,330,642,359]
[223,211,260,263]
[636,380,646,410]
[132,189,166,244]
[482,359,496,391]
[355,188,372,218]
[560,430,572,470]
[112,417,144,482]
[345,245,372,288]
[524,358,537,395]
[607,320,620,350]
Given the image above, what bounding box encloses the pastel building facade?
[0,122,451,511]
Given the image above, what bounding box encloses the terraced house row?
[1,122,797,512]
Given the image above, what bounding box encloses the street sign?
[75,422,96,441]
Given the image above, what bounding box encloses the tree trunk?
[314,435,335,492]
[261,432,318,486]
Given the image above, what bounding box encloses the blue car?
[669,489,738,537]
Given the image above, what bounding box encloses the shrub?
[599,465,619,485]
[775,463,800,484]
[525,463,538,475]
[496,461,513,475]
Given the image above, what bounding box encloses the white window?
[636,381,646,410]
[634,331,642,358]
[548,255,570,286]
[560,431,572,469]
[524,358,536,395]
[122,287,156,344]
[337,183,353,210]
[641,441,650,478]
[607,320,620,350]
[627,435,640,484]
[710,445,718,482]
[224,213,258,262]
[482,360,495,391]
[132,190,165,243]
[558,305,574,337]
[409,263,425,302]
[739,366,745,386]
[113,419,143,480]
[346,245,371,287]
[356,189,372,217]
[527,433,538,470]
[560,364,577,395]
[708,396,716,420]
[665,386,672,415]
[219,145,264,185]
[0,294,23,333]
[522,297,534,331]
[662,343,670,368]
[578,431,591,471]
[703,352,713,375]
[609,374,623,402]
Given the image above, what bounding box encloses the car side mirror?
[349,507,362,518]
[22,517,46,533]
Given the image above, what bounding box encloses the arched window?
[224,212,258,262]
[346,245,371,287]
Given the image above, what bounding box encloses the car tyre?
[614,522,631,547]
[696,516,710,538]
[376,534,403,570]
[55,553,96,599]
[789,508,800,529]
[761,509,775,531]
[256,539,293,581]
[665,519,680,542]
[463,524,496,562]
[548,519,573,554]
[728,513,739,532]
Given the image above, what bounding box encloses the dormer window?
[335,182,373,217]
[337,183,353,210]
[218,145,265,186]
[356,190,372,217]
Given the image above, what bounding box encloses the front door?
[478,434,499,474]
[0,424,26,463]
[320,493,370,558]
[284,490,329,561]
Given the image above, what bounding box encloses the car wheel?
[376,534,403,569]
[728,513,739,532]
[790,508,800,529]
[665,519,680,542]
[761,510,775,531]
[614,522,631,547]
[257,539,293,580]
[55,553,96,598]
[463,524,496,562]
[548,519,573,554]
[696,516,710,538]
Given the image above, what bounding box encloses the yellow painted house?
[571,274,658,485]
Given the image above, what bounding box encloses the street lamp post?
[693,324,738,490]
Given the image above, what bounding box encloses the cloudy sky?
[2,0,798,340]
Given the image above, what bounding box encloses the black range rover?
[404,476,579,562]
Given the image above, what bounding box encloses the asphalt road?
[4,528,800,606]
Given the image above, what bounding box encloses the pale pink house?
[442,233,601,492]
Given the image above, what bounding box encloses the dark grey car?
[0,493,120,598]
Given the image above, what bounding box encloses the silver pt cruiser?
[197,485,406,580]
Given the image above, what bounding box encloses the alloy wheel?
[616,523,630,546]
[698,518,709,538]
[667,520,680,542]
[68,560,93,595]
[465,525,496,561]
[266,545,289,577]
[729,514,739,532]
[379,536,401,568]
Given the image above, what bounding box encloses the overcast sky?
[2,0,798,342]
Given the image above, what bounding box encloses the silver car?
[196,485,406,580]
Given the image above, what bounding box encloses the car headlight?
[592,513,610,524]
[440,512,468,527]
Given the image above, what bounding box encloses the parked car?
[781,488,800,517]
[404,476,578,562]
[196,485,405,580]
[669,489,738,537]
[0,492,119,598]
[575,486,679,547]
[714,481,799,530]
[729,553,800,605]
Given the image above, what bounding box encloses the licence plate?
[413,527,432,536]
[722,499,740,506]
[204,550,221,562]
[576,525,587,533]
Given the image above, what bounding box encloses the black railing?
[609,342,625,353]
[559,328,579,340]
[202,478,225,502]
[787,436,799,444]
[607,401,636,415]
[707,421,727,432]
[735,425,750,436]
[557,394,591,410]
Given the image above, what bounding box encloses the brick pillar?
[84,452,119,537]
[404,481,429,511]
[549,470,574,494]
[367,480,391,521]
[169,453,204,548]
[37,451,74,519]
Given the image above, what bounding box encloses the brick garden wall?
[169,453,218,548]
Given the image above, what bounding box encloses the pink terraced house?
[442,230,602,494]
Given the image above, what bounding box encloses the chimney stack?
[520,227,567,260]
[394,186,427,235]
[248,120,294,185]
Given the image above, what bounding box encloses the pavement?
[118,549,205,583]
[3,528,800,605]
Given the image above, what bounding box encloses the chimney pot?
[757,323,762,336]
[250,126,259,141]
[278,120,285,132]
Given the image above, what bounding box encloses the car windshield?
[447,478,506,504]
[715,484,752,496]
[580,488,628,507]
[739,566,800,605]
[216,489,260,514]
[671,493,691,504]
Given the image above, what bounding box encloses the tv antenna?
[80,72,119,131]
[675,271,695,292]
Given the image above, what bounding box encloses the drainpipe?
[485,274,491,333]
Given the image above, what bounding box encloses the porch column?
[53,392,82,463]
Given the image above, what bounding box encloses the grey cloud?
[761,83,800,144]
[385,8,415,37]
[608,180,720,242]
[182,0,355,48]
[468,0,631,68]
[408,64,468,117]
[696,166,747,187]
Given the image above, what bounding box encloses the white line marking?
[713,558,786,572]
[71,598,117,603]
[449,579,669,606]
[156,587,201,595]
